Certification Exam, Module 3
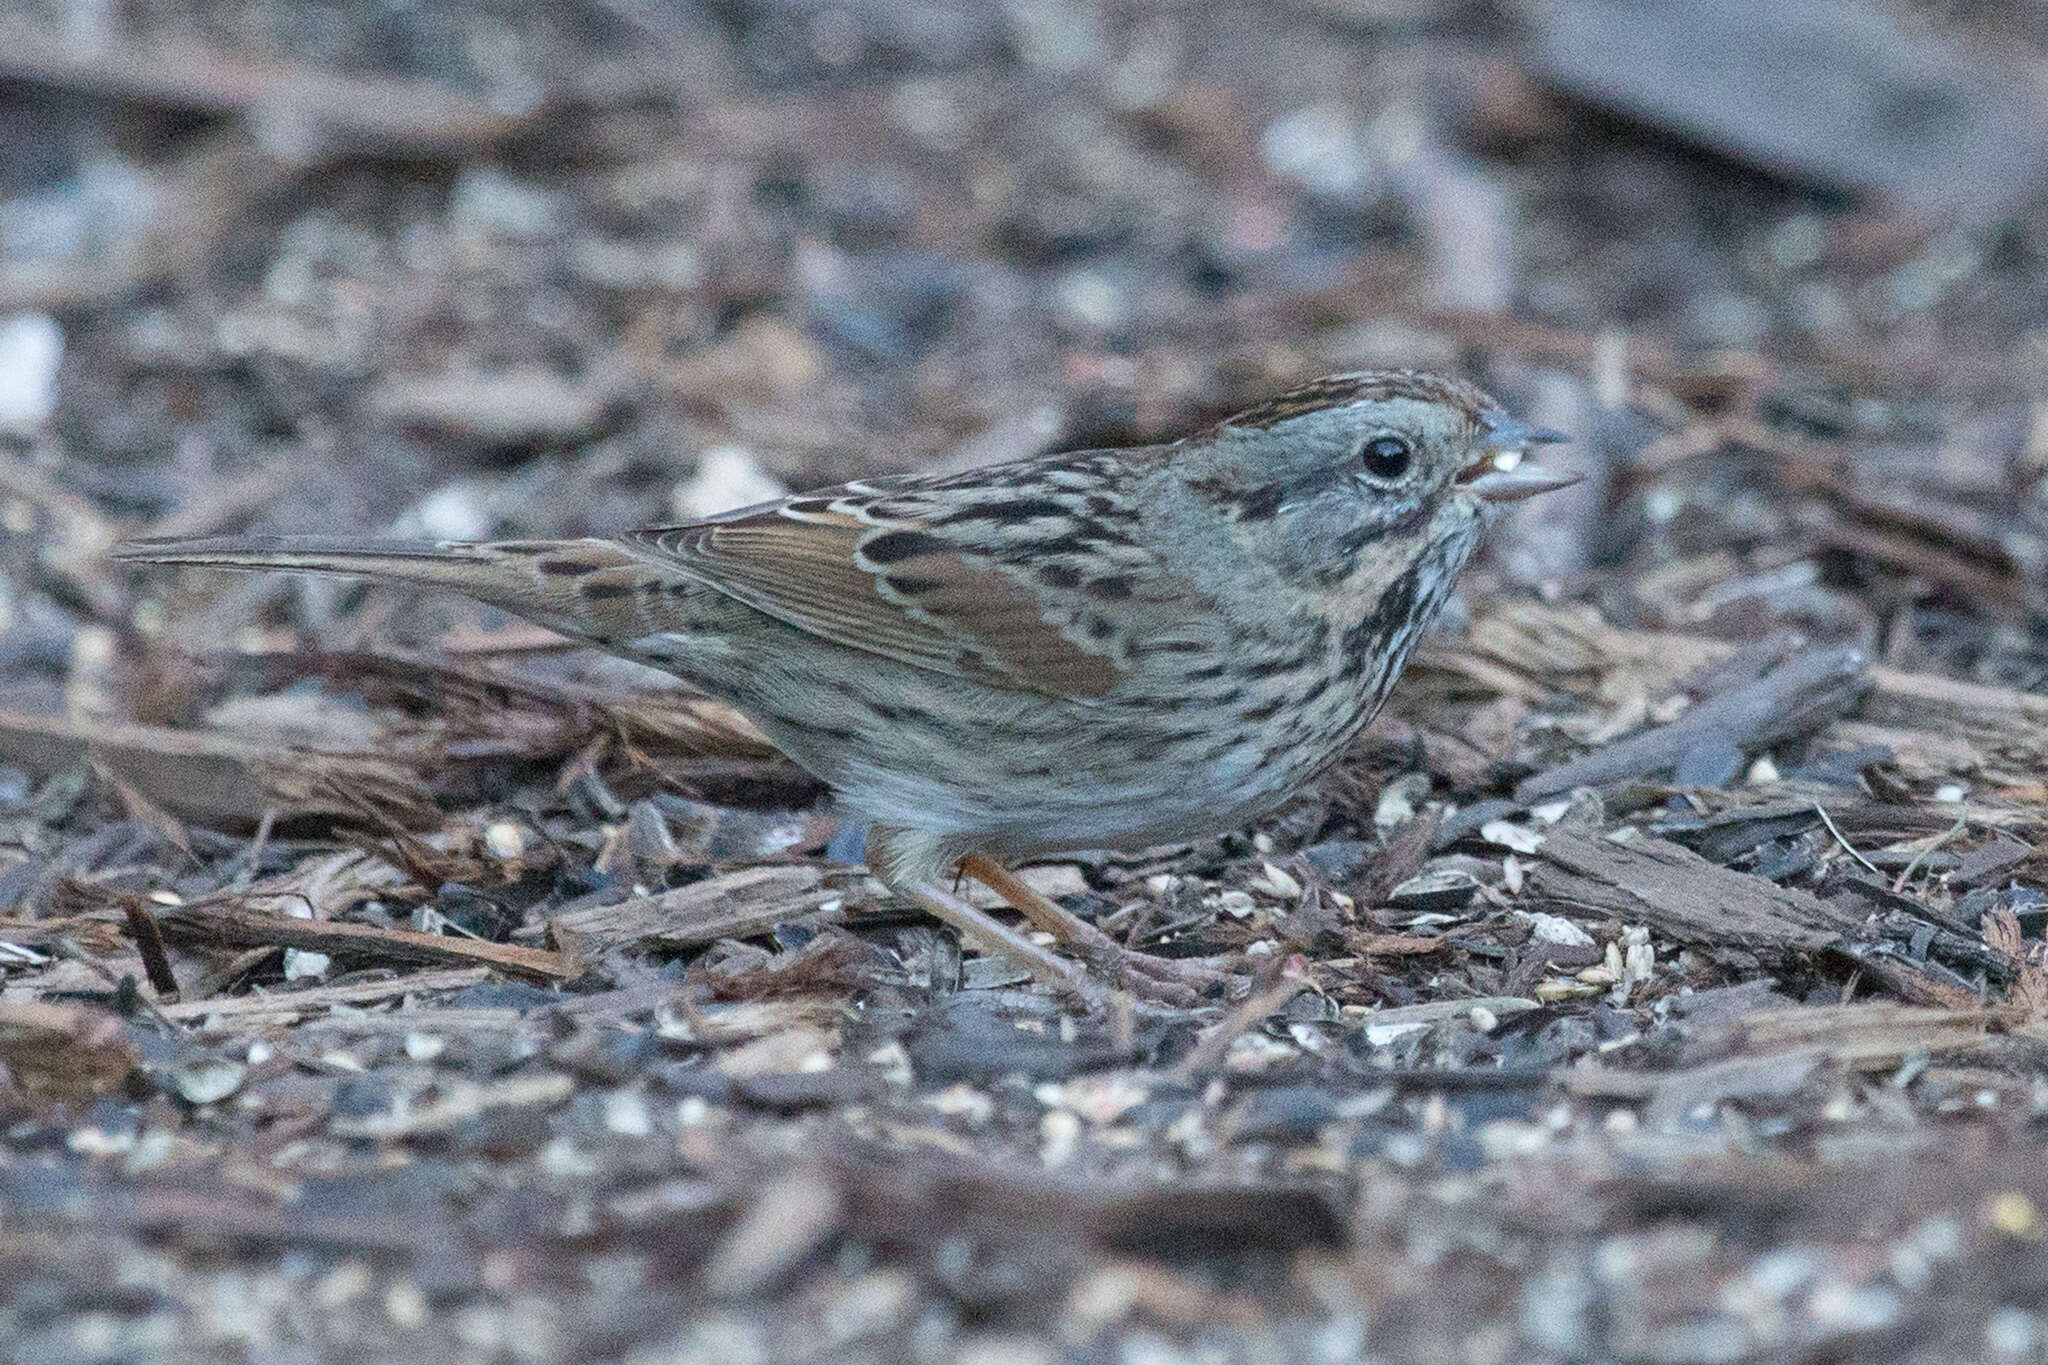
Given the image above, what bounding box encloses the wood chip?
[328,1072,575,1138]
[1515,644,1870,803]
[0,708,438,829]
[155,966,493,1022]
[1530,829,1865,953]
[1528,0,2048,216]
[159,901,580,980]
[550,865,840,949]
[704,1162,846,1299]
[0,18,534,156]
[0,1000,139,1099]
[1569,1003,2003,1127]
[1863,667,2048,779]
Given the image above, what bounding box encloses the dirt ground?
[4,1,2048,1361]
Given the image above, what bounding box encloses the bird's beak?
[1460,414,1579,503]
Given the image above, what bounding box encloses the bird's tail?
[112,534,680,645]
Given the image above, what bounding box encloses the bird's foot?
[957,854,1232,1008]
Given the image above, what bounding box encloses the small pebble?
[1040,1109,1081,1166]
[1252,861,1301,899]
[1216,890,1257,918]
[1986,1308,2039,1356]
[1374,773,1430,830]
[0,313,63,428]
[173,1058,246,1105]
[1261,104,1370,197]
[674,445,789,520]
[384,1280,428,1329]
[602,1089,653,1137]
[1988,1192,2042,1240]
[1807,1280,1900,1333]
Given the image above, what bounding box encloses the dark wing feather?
[621,483,1130,701]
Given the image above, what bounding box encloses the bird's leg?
[868,826,1102,1006]
[868,827,1226,1006]
[956,854,1231,1004]
[890,877,1101,1005]
[955,854,1097,940]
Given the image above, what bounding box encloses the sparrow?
[117,371,1573,1004]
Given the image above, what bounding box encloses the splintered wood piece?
[1567,1003,2004,1127]
[832,1145,1347,1255]
[0,18,533,155]
[328,1073,575,1138]
[155,966,492,1022]
[1514,644,1870,802]
[1529,0,2048,217]
[548,866,839,949]
[1863,666,2048,776]
[0,707,438,829]
[158,902,580,980]
[1529,829,1864,954]
[118,898,181,997]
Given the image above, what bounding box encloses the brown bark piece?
[0,1000,139,1100]
[158,902,580,981]
[549,866,841,950]
[0,708,438,829]
[1529,829,1865,953]
[1514,644,1870,803]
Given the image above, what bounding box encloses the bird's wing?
[114,454,1200,705]
[622,460,1179,702]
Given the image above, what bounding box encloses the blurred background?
[2,0,2046,710]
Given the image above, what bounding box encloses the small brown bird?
[117,371,1572,1002]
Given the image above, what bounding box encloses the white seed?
[1481,820,1544,854]
[484,821,525,861]
[1254,861,1302,899]
[1520,912,1595,948]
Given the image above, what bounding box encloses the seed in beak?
[1464,459,1582,502]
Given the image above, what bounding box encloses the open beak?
[1460,414,1579,503]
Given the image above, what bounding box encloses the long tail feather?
[112,534,678,645]
[115,534,501,579]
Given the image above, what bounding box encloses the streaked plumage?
[116,371,1573,999]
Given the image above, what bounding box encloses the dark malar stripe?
[1342,560,1427,662]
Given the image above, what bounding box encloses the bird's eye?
[1359,435,1412,480]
